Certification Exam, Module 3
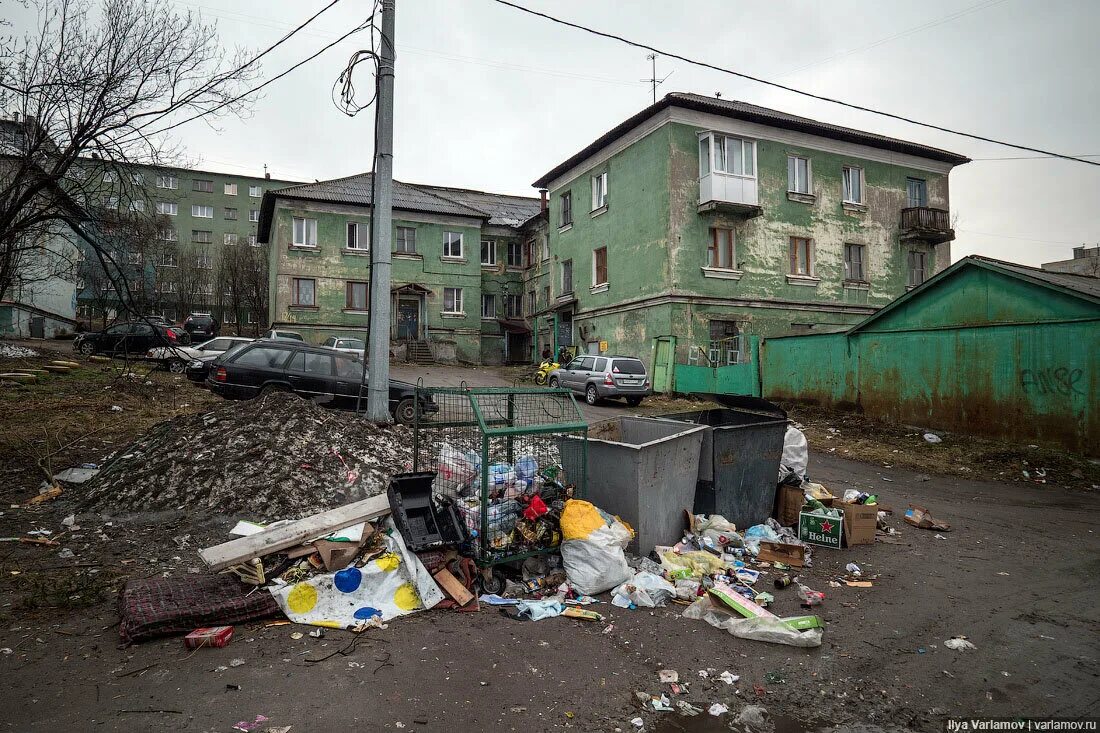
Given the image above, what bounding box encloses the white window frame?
[292,217,318,247]
[103,171,116,183]
[844,242,866,282]
[561,258,573,294]
[507,241,523,268]
[908,250,927,287]
[346,221,368,251]
[160,251,177,267]
[224,233,238,245]
[196,251,213,270]
[480,239,496,266]
[707,228,736,270]
[156,175,178,190]
[192,229,212,244]
[699,133,756,178]
[787,155,811,194]
[443,231,463,259]
[292,277,317,307]
[249,185,262,197]
[591,172,607,211]
[159,228,178,242]
[224,207,238,220]
[248,234,258,247]
[223,309,237,324]
[560,191,573,227]
[842,166,864,205]
[789,236,815,277]
[396,226,417,253]
[156,201,177,216]
[249,209,260,222]
[224,183,237,196]
[443,287,463,315]
[192,204,213,218]
[130,172,143,185]
[346,281,369,311]
[128,200,145,212]
[481,293,496,320]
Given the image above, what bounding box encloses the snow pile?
[0,342,40,359]
[83,392,414,519]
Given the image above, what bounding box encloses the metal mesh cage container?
[413,387,588,566]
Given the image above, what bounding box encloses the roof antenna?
[640,53,673,104]
[715,92,722,99]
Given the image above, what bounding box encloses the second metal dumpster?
[658,395,787,530]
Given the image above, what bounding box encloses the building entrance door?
[397,297,420,341]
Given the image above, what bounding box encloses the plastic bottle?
[515,455,538,480]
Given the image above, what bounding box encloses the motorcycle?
[533,358,559,386]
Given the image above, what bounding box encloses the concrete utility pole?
[366,0,396,423]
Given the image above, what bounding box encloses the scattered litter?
[905,504,951,531]
[307,629,324,639]
[658,669,678,684]
[676,701,702,716]
[935,534,947,540]
[290,632,304,640]
[232,714,269,732]
[845,562,861,576]
[944,637,977,651]
[718,671,739,685]
[707,703,729,716]
[57,548,74,560]
[110,405,123,412]
[630,718,644,729]
[184,626,235,650]
[0,343,39,358]
[649,694,673,712]
[923,433,942,444]
[229,658,246,667]
[735,705,769,729]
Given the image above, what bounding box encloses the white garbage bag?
[560,522,632,595]
[611,571,676,608]
[778,426,809,483]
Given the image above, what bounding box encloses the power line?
[489,0,1100,168]
[956,229,1086,247]
[971,153,1100,161]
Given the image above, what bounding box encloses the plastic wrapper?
[611,571,676,608]
[682,596,823,647]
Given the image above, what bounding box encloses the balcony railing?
[698,173,763,217]
[900,206,954,244]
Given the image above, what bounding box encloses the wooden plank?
[432,568,474,606]
[757,540,806,567]
[199,494,391,571]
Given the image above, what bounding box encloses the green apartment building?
[530,93,969,378]
[257,174,542,363]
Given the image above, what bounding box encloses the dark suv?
[184,313,219,342]
[205,341,437,425]
[74,320,180,356]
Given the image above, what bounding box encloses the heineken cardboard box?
[837,500,877,546]
[798,511,843,549]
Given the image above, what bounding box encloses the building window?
[443,287,463,314]
[908,250,927,287]
[246,312,257,325]
[396,226,416,253]
[249,209,260,222]
[224,183,237,196]
[347,222,368,250]
[77,278,85,290]
[443,231,463,259]
[192,179,213,193]
[103,171,115,183]
[591,172,607,211]
[789,237,814,276]
[707,228,736,269]
[480,239,496,266]
[223,309,237,324]
[701,134,755,177]
[787,156,811,194]
[292,277,316,306]
[156,175,178,189]
[249,185,262,197]
[560,191,573,227]
[346,281,368,311]
[844,243,866,281]
[561,259,573,294]
[128,200,145,212]
[192,230,212,243]
[907,178,927,207]
[106,196,119,209]
[542,285,550,305]
[161,250,177,267]
[224,207,238,220]
[156,201,177,216]
[481,293,496,319]
[842,166,863,204]
[527,290,537,316]
[192,204,213,218]
[292,217,318,247]
[126,252,142,265]
[159,228,178,242]
[197,284,213,297]
[159,281,177,294]
[248,234,258,246]
[593,246,608,286]
[130,172,143,185]
[541,237,549,261]
[507,241,523,268]
[224,233,238,245]
[196,250,213,269]
[506,294,522,319]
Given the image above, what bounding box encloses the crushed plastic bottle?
[797,583,825,607]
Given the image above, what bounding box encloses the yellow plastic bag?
[659,549,726,577]
[560,499,606,541]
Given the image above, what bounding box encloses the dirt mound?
[83,392,414,519]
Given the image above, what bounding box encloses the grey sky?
[10,0,1100,265]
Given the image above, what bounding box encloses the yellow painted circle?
[286,583,319,614]
[393,582,421,611]
[374,553,400,572]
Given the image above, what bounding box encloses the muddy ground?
[1,344,1098,731]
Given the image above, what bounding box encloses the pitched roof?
[413,184,541,227]
[969,255,1100,300]
[533,92,970,188]
[269,172,489,219]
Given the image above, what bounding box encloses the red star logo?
[820,520,833,533]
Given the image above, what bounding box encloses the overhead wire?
[489,0,1100,168]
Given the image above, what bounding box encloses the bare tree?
[0,0,259,314]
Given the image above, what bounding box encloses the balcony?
[698,173,763,218]
[900,206,954,245]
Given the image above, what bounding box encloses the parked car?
[147,336,253,374]
[548,355,650,406]
[261,329,305,342]
[185,339,253,383]
[321,336,366,355]
[205,341,437,424]
[73,321,180,356]
[183,312,220,342]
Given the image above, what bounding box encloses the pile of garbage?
[83,392,414,519]
[0,342,39,359]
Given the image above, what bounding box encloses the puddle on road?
[654,714,817,733]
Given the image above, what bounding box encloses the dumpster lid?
[704,394,787,420]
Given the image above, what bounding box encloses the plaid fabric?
[118,575,282,645]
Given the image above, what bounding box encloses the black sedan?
[205,341,437,425]
[74,320,181,356]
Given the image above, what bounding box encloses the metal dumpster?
[561,416,706,555]
[658,395,787,530]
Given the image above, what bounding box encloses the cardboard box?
[757,540,806,567]
[776,483,834,527]
[837,500,877,546]
[798,511,843,549]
